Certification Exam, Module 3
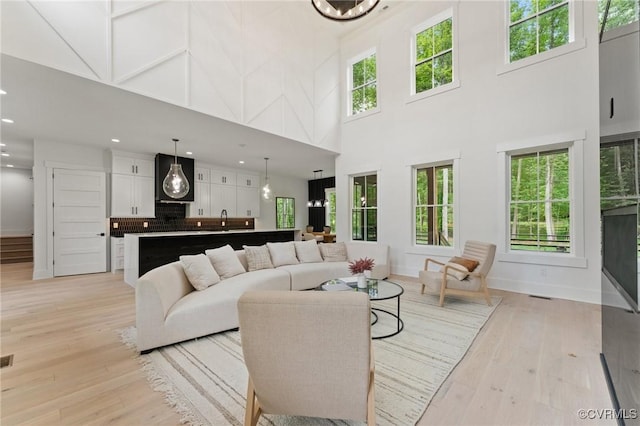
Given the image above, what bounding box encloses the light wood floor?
[1,263,614,425]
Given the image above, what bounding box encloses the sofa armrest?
[135,261,193,351]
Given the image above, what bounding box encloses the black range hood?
[155,153,195,203]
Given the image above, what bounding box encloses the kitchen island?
[124,229,299,286]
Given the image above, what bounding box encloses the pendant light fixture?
[162,138,190,199]
[308,169,328,207]
[312,0,380,22]
[262,157,272,201]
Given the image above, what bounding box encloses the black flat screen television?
[601,204,639,313]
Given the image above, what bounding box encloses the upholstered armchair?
[237,291,375,426]
[419,240,496,307]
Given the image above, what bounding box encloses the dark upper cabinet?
[155,153,195,202]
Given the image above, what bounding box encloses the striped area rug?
[121,282,500,426]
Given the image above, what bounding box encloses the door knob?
[97,233,105,236]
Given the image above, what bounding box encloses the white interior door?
[54,169,107,276]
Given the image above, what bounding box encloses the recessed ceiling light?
[111,138,120,143]
[1,118,14,124]
[6,164,14,168]
[0,143,5,147]
[239,160,245,164]
[1,153,10,157]
[0,89,6,95]
[186,151,193,155]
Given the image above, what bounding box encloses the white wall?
[254,174,308,231]
[0,167,34,236]
[1,1,342,151]
[336,1,602,304]
[599,22,640,137]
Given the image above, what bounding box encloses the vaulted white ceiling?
[0,0,398,176]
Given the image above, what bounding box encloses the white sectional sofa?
[135,241,390,352]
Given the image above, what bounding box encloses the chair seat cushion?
[419,270,481,292]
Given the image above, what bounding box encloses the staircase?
[0,236,33,264]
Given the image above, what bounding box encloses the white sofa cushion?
[278,262,351,291]
[294,240,323,263]
[205,245,246,279]
[320,242,347,262]
[179,253,220,290]
[243,245,274,271]
[267,242,299,267]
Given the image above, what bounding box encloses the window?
[348,50,377,116]
[325,188,337,232]
[509,148,570,252]
[509,0,570,62]
[599,0,639,32]
[600,138,639,210]
[415,164,454,246]
[351,174,377,241]
[412,14,453,94]
[275,197,295,229]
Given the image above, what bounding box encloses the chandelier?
[312,0,380,21]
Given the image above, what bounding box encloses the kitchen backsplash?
[110,203,254,237]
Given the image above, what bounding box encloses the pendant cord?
[172,138,179,164]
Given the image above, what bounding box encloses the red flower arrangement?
[348,257,375,275]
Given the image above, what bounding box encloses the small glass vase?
[357,273,367,289]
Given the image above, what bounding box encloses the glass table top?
[319,278,404,301]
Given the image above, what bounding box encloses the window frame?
[413,160,458,248]
[496,131,586,268]
[346,47,380,121]
[325,187,337,233]
[497,0,585,75]
[408,7,461,103]
[346,48,380,121]
[350,172,378,242]
[275,197,295,229]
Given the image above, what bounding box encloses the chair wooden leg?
[438,279,446,307]
[367,370,376,426]
[245,378,262,426]
[482,277,492,306]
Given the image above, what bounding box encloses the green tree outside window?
[350,53,377,115]
[509,0,570,62]
[509,149,571,252]
[276,197,295,229]
[415,164,454,246]
[415,17,453,93]
[599,0,639,32]
[352,174,377,241]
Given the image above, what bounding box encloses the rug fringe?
[117,327,208,426]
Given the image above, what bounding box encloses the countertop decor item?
[162,138,190,199]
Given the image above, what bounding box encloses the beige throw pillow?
[294,240,323,263]
[179,253,220,290]
[319,242,347,262]
[267,242,299,267]
[440,262,469,280]
[243,245,274,271]
[205,245,246,279]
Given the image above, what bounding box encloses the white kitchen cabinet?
[211,183,236,217]
[211,169,236,186]
[111,237,124,273]
[112,155,154,177]
[111,152,155,217]
[236,186,260,217]
[187,181,211,217]
[112,174,155,217]
[236,173,260,188]
[194,167,210,183]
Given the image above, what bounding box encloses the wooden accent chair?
[419,240,496,307]
[237,291,375,426]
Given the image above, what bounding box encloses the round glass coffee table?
[317,278,404,339]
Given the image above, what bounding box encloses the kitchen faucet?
[221,209,228,230]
